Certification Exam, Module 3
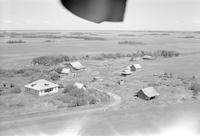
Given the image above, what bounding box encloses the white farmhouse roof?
[61,68,70,74]
[25,79,58,91]
[70,61,85,70]
[141,87,159,97]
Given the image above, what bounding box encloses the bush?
[55,67,63,73]
[50,71,60,81]
[56,86,109,107]
[88,95,98,104]
[189,82,200,96]
[9,102,24,108]
[69,88,86,98]
[10,86,22,94]
[7,39,26,44]
[62,84,76,93]
[56,94,75,103]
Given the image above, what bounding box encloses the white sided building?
[126,64,142,72]
[25,79,59,96]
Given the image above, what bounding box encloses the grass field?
[0,30,200,136]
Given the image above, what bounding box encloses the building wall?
[39,87,58,96]
[137,90,150,100]
[25,87,38,95]
[25,87,58,96]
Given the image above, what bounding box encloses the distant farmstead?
[25,79,59,96]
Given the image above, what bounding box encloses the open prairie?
[0,30,200,136]
[0,30,200,69]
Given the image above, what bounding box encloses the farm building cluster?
[24,58,160,101]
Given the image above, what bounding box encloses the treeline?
[0,67,61,81]
[91,50,180,60]
[7,40,26,44]
[31,50,180,66]
[118,41,146,45]
[32,55,70,66]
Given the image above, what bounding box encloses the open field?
[0,30,200,136]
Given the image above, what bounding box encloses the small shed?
[92,76,103,82]
[142,55,155,60]
[121,69,133,76]
[25,79,59,96]
[118,80,125,85]
[61,68,70,74]
[126,64,142,72]
[136,87,159,100]
[73,82,87,90]
[70,61,85,70]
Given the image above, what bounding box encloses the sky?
[0,0,200,31]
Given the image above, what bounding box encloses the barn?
[25,79,59,96]
[136,87,159,100]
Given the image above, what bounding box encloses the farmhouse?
[136,87,159,100]
[25,79,59,96]
[126,64,142,71]
[69,61,85,70]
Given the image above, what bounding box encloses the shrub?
[189,82,200,96]
[63,84,75,94]
[57,94,75,103]
[10,86,22,94]
[9,102,24,108]
[88,95,98,104]
[55,67,63,73]
[49,71,60,81]
[69,88,86,98]
[0,87,5,95]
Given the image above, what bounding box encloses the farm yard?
[1,30,200,136]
